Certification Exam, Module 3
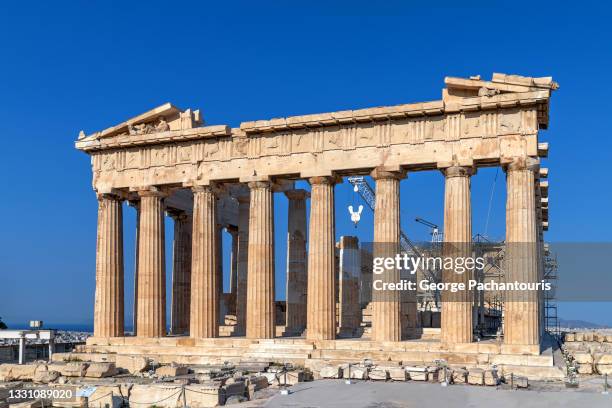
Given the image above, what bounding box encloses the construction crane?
[347,176,440,306]
[415,217,443,243]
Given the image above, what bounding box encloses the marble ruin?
[75,73,559,375]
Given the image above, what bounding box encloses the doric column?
[235,195,250,334]
[169,211,192,335]
[246,181,275,339]
[504,158,540,346]
[190,186,219,338]
[440,166,474,344]
[371,168,403,342]
[93,193,124,338]
[306,176,336,340]
[136,189,167,338]
[285,189,308,335]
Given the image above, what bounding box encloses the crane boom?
[347,176,440,305]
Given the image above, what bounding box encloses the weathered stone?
[48,362,88,377]
[388,367,407,381]
[484,369,500,386]
[247,375,269,390]
[565,332,575,342]
[577,364,593,375]
[342,366,368,380]
[319,365,342,379]
[277,370,305,385]
[87,385,125,408]
[594,353,612,365]
[575,333,584,342]
[452,368,468,384]
[222,381,246,401]
[84,362,117,378]
[595,365,612,375]
[573,352,593,364]
[259,372,278,385]
[33,370,60,384]
[52,396,88,408]
[583,332,594,342]
[405,366,428,381]
[130,384,182,408]
[9,399,47,408]
[368,368,389,381]
[156,365,189,377]
[467,368,484,385]
[115,355,148,374]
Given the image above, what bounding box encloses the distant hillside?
[559,318,610,329]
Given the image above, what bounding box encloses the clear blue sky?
[1,1,610,328]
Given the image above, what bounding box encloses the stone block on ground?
[259,372,278,385]
[247,375,269,390]
[319,365,342,379]
[84,362,117,378]
[573,352,593,364]
[33,370,60,384]
[156,364,189,377]
[467,368,484,385]
[87,385,125,408]
[129,384,183,408]
[278,370,305,385]
[484,369,500,386]
[577,364,593,374]
[595,364,612,375]
[405,366,428,381]
[388,367,407,381]
[52,396,88,408]
[342,365,368,380]
[48,362,88,377]
[594,353,612,365]
[114,355,148,374]
[575,333,584,342]
[583,332,594,342]
[0,364,40,381]
[222,381,246,401]
[368,368,388,381]
[427,366,439,382]
[565,332,575,342]
[452,368,468,384]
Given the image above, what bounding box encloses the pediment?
[78,103,202,141]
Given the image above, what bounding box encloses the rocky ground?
[1,330,611,407]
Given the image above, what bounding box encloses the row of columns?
[93,160,542,346]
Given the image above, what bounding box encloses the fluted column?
[94,193,124,338]
[136,189,167,338]
[504,158,540,346]
[235,195,249,334]
[441,166,474,344]
[285,189,308,334]
[306,176,336,340]
[371,168,403,342]
[246,181,275,339]
[190,186,219,338]
[170,211,192,335]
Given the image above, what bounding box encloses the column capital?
[192,184,218,194]
[96,192,124,202]
[135,186,169,198]
[370,167,406,181]
[504,157,540,173]
[248,180,272,190]
[308,175,339,186]
[284,189,310,200]
[442,165,476,178]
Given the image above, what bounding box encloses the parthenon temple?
[75,73,559,374]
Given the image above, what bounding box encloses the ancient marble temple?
[76,73,556,355]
